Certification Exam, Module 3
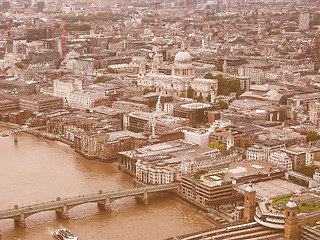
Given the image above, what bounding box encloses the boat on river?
[53,228,77,240]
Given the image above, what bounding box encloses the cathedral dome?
[174,51,192,64]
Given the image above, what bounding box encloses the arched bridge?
[0,183,179,228]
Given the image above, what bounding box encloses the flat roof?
[224,160,275,181]
[180,102,212,109]
[237,179,304,200]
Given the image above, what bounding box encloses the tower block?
[243,183,256,222]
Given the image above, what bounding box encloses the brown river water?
[0,127,212,240]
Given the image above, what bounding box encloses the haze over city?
[0,0,320,239]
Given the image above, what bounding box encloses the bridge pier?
[56,204,69,219]
[14,213,26,228]
[98,197,112,212]
[142,191,148,205]
[14,133,18,143]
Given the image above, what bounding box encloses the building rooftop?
[224,160,276,181]
[237,179,303,201]
[180,102,212,109]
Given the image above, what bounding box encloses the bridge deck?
[0,126,46,136]
[0,183,179,220]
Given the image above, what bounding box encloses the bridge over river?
[0,183,179,228]
[0,126,46,142]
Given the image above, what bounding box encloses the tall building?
[299,13,310,31]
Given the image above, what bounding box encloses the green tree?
[233,38,246,43]
[204,73,240,96]
[179,92,185,97]
[315,65,320,72]
[206,94,211,102]
[15,62,23,69]
[65,23,91,32]
[307,131,320,142]
[196,96,203,102]
[187,86,195,98]
[107,67,115,73]
[207,141,225,152]
[143,88,156,95]
[96,76,112,83]
[61,12,124,23]
[268,30,281,36]
[236,50,245,56]
[117,69,127,74]
[216,65,223,72]
[218,100,228,109]
[168,56,175,62]
[204,72,213,79]
[236,88,245,98]
[142,18,155,24]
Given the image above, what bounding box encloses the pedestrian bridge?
[0,183,179,228]
[0,126,46,136]
[0,126,46,142]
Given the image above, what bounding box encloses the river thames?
[0,128,212,239]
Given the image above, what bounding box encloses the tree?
[315,65,320,72]
[236,50,245,56]
[168,56,175,62]
[65,23,91,32]
[218,100,228,109]
[233,38,246,43]
[96,76,112,83]
[307,131,320,142]
[205,73,240,96]
[143,88,156,95]
[142,18,155,24]
[117,69,127,74]
[179,92,185,97]
[207,141,225,152]
[206,94,211,102]
[93,61,101,70]
[15,62,23,69]
[216,65,223,72]
[107,67,115,73]
[236,88,245,98]
[268,30,281,36]
[187,86,195,98]
[204,72,213,79]
[196,96,203,102]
